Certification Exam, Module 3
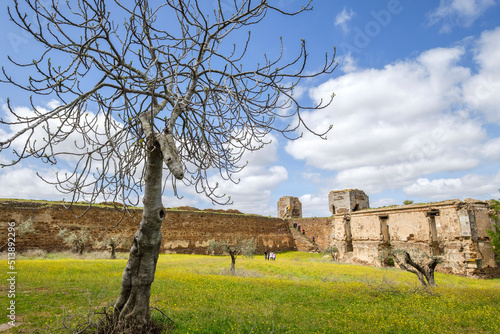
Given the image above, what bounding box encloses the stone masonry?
[277,196,302,218]
[328,189,369,215]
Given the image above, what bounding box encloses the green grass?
[1,252,499,333]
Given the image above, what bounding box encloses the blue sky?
[1,0,500,217]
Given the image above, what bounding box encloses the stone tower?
[328,189,369,215]
[277,196,302,218]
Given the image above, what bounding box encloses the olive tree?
[208,237,257,275]
[390,249,442,286]
[97,231,131,259]
[57,227,93,255]
[1,0,335,328]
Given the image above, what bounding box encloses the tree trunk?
[110,244,117,259]
[114,141,165,327]
[230,252,236,275]
[392,250,440,287]
[423,259,439,286]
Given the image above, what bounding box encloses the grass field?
[1,251,499,333]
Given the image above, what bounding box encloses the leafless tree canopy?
[1,0,336,207]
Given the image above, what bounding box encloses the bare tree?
[1,0,335,328]
[208,238,257,275]
[390,249,442,286]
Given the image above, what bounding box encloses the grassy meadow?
[1,251,499,333]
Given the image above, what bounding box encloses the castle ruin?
[1,188,498,277]
[282,189,498,276]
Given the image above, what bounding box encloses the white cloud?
[463,26,500,123]
[0,165,67,200]
[481,137,500,161]
[404,172,500,200]
[428,0,496,32]
[339,52,358,73]
[0,101,124,163]
[371,197,399,208]
[334,7,356,34]
[177,134,289,215]
[204,165,288,215]
[299,193,329,217]
[286,34,500,200]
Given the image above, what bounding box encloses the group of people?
[264,250,276,261]
[291,222,316,243]
[292,222,306,235]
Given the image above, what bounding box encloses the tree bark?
[230,251,236,275]
[110,244,117,259]
[114,141,165,327]
[423,259,439,286]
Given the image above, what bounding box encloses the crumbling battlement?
[277,196,302,218]
[328,189,369,215]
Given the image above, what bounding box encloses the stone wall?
[328,199,498,275]
[287,217,331,251]
[277,196,302,218]
[0,200,296,254]
[328,189,369,215]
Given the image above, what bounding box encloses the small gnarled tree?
[324,246,339,262]
[390,249,442,286]
[1,0,336,329]
[97,231,131,259]
[208,238,257,275]
[57,228,93,255]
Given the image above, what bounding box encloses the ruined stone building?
[280,189,498,276]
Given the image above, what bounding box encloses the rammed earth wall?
[0,200,296,254]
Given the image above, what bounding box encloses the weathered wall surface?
[287,217,331,251]
[0,200,296,254]
[162,210,295,254]
[277,197,302,218]
[330,199,498,275]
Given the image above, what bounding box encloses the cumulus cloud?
[0,164,69,200]
[428,0,496,32]
[463,26,500,123]
[339,52,358,73]
[286,29,500,201]
[404,172,500,200]
[202,165,288,215]
[334,7,356,34]
[299,193,329,217]
[183,134,289,215]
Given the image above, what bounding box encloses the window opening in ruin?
[344,217,353,252]
[353,204,359,212]
[332,205,336,215]
[379,215,390,244]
